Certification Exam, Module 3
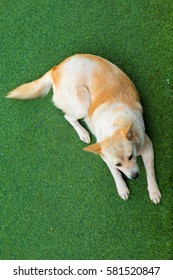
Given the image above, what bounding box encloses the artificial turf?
[1,0,172,260]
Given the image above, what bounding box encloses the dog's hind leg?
[64,114,90,144]
[62,86,91,143]
[52,67,91,144]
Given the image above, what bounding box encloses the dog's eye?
[128,154,133,160]
[115,163,122,167]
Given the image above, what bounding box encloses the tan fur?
[7,54,161,204]
[86,55,142,116]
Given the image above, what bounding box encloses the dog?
[7,54,161,203]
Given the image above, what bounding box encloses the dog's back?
[7,54,142,115]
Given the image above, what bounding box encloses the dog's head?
[84,123,139,179]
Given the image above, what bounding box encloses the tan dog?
[7,54,161,203]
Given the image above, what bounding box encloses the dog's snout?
[131,172,139,180]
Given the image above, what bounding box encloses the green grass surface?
[1,0,172,260]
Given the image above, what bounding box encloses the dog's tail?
[6,70,52,99]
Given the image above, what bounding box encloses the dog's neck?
[87,102,145,150]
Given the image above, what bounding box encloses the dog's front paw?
[148,188,161,204]
[117,186,130,201]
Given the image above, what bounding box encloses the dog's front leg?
[141,134,161,204]
[102,157,130,200]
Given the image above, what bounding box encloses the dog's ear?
[84,143,102,154]
[121,123,133,140]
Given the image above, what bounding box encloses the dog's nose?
[131,172,139,180]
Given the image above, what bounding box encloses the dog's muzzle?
[130,172,139,180]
